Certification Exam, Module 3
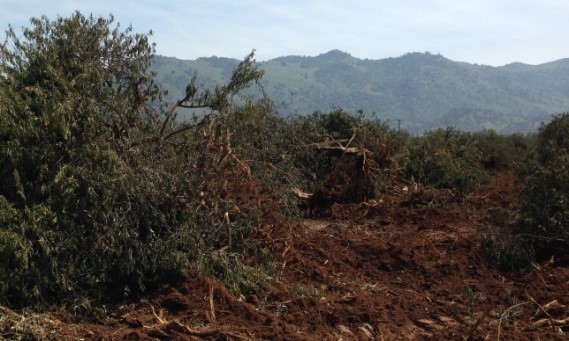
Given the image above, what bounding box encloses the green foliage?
[287,110,358,191]
[480,227,534,272]
[152,51,569,133]
[470,130,533,172]
[514,114,569,258]
[0,12,278,309]
[482,114,569,270]
[536,113,569,164]
[399,128,489,193]
[287,109,396,193]
[196,251,273,296]
[0,12,185,308]
[0,12,160,207]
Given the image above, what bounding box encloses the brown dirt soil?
[19,173,569,340]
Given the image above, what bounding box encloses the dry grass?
[0,306,68,340]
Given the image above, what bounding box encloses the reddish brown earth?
[26,173,569,340]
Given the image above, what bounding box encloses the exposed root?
[528,294,569,332]
[496,301,530,340]
[496,294,569,339]
[309,148,387,215]
[145,303,220,337]
[208,282,217,324]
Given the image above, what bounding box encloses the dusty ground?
[7,173,569,340]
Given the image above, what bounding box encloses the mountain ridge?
[152,50,569,133]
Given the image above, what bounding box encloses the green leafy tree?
[483,114,569,271]
[0,11,283,309]
[515,114,569,258]
[399,128,488,193]
[0,12,161,207]
[0,12,174,308]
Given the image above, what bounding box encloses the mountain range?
[152,50,569,133]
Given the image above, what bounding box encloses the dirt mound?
[11,173,569,340]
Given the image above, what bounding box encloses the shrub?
[0,12,283,309]
[469,130,534,173]
[399,128,488,193]
[514,114,569,259]
[483,114,569,270]
[0,12,190,307]
[480,226,535,272]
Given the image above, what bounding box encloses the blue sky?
[1,0,568,66]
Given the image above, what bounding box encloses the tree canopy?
[0,12,269,308]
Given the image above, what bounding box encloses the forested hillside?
[153,50,569,133]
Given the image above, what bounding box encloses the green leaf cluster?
[0,12,186,308]
[399,128,489,193]
[515,113,569,258]
[0,13,275,309]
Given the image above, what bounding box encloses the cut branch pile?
[300,135,389,217]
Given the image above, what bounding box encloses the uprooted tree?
[288,110,400,217]
[0,12,288,308]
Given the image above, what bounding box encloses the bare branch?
[301,138,365,154]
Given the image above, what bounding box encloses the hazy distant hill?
[152,50,569,133]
